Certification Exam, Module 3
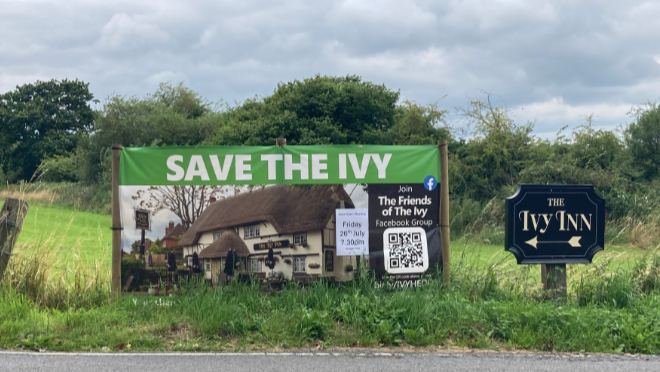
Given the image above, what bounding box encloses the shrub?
[40,155,79,182]
[121,257,147,290]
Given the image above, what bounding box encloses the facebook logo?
[423,175,437,191]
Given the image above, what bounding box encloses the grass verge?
[2,190,660,354]
[3,251,660,354]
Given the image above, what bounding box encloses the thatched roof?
[198,231,250,259]
[180,185,353,246]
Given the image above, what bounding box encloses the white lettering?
[370,153,392,179]
[311,154,328,180]
[184,155,209,181]
[284,154,309,180]
[209,155,233,181]
[166,155,184,181]
[348,154,370,179]
[261,154,283,180]
[339,154,347,179]
[235,155,252,181]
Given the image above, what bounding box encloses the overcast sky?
[2,0,659,137]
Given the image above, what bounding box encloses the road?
[2,350,660,372]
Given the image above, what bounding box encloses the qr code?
[383,227,428,274]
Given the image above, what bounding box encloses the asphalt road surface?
[2,350,660,372]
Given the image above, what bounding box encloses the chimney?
[209,197,216,203]
[166,221,174,234]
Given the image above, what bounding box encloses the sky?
[2,0,660,138]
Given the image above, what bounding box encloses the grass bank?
[2,192,660,354]
[8,200,111,271]
[3,249,660,353]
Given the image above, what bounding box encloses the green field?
[8,200,112,275]
[5,199,652,286]
[452,241,649,272]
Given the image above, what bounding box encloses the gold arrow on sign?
[525,236,582,249]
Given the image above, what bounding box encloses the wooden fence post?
[111,144,123,295]
[0,198,29,284]
[542,264,567,294]
[439,140,451,287]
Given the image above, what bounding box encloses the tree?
[211,75,399,146]
[133,185,230,230]
[567,116,624,171]
[626,102,660,180]
[0,79,95,182]
[385,101,452,145]
[454,96,535,201]
[149,238,164,254]
[78,82,219,184]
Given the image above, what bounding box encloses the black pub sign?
[135,209,150,230]
[506,185,605,264]
[254,239,290,251]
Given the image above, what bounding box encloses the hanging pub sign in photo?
[505,184,606,264]
[135,209,150,230]
[368,183,441,286]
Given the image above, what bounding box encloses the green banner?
[119,145,440,186]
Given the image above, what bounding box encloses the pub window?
[293,256,306,273]
[204,259,211,271]
[213,232,222,242]
[187,256,193,267]
[249,258,262,273]
[293,232,307,245]
[244,223,260,238]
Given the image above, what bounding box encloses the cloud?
[510,97,633,137]
[0,0,659,136]
[95,13,170,51]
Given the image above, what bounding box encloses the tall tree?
[454,96,535,201]
[385,101,451,145]
[211,75,399,146]
[0,79,95,181]
[78,82,218,184]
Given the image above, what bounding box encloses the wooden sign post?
[0,198,29,284]
[111,144,123,295]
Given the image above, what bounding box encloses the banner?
[119,145,440,186]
